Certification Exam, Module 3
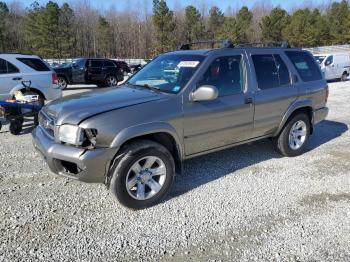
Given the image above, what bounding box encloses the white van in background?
[314,53,350,81]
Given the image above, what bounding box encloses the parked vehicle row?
[32,41,329,209]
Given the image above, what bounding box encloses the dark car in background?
[54,58,124,90]
[114,61,131,75]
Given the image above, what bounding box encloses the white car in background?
[0,54,62,104]
[314,53,350,81]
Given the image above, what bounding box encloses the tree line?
[0,0,350,59]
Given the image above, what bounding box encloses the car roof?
[164,47,303,56]
[0,53,41,59]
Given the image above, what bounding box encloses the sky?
[4,0,339,13]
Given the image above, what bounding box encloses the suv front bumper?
[32,126,117,183]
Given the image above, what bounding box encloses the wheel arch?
[10,85,46,100]
[107,124,184,183]
[274,101,314,137]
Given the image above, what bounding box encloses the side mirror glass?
[191,85,218,102]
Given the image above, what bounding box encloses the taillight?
[52,72,58,85]
[325,85,329,103]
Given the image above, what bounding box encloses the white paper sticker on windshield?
[177,61,200,68]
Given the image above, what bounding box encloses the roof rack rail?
[235,41,290,48]
[179,39,234,50]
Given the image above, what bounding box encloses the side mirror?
[191,85,218,102]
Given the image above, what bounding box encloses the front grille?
[38,111,55,138]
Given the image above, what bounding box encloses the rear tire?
[109,140,175,209]
[58,76,68,90]
[341,71,348,81]
[105,75,118,87]
[273,113,311,157]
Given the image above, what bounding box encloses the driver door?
[183,54,254,156]
[72,59,87,83]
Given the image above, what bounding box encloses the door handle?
[12,77,22,81]
[245,97,253,104]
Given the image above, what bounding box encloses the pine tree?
[260,7,289,43]
[184,5,204,43]
[0,2,9,52]
[58,3,75,58]
[97,16,113,57]
[208,6,224,39]
[282,9,318,47]
[152,0,176,53]
[217,17,239,43]
[25,1,61,57]
[327,0,350,44]
[235,6,253,43]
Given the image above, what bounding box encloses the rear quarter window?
[17,58,50,72]
[285,51,322,82]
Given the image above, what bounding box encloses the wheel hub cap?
[126,156,167,200]
[288,120,307,150]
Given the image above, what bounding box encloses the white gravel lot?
[0,81,349,261]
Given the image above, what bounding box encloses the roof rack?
[179,40,234,50]
[235,41,290,48]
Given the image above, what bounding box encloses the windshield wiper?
[127,82,161,93]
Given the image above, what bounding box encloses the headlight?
[58,125,85,145]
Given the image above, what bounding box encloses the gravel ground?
[0,82,349,261]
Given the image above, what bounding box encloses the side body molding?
[274,99,313,136]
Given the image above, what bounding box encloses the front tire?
[273,113,311,157]
[109,140,175,209]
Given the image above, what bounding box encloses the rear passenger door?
[249,51,299,137]
[0,58,22,100]
[87,60,104,82]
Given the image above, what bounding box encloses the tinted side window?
[252,54,291,90]
[325,55,333,66]
[274,55,290,86]
[17,58,50,71]
[103,61,115,67]
[285,51,322,82]
[252,55,278,90]
[198,56,244,96]
[0,59,8,74]
[90,60,103,67]
[7,61,19,73]
[0,59,20,74]
[76,59,86,68]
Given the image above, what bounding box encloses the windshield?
[127,54,205,94]
[314,55,326,64]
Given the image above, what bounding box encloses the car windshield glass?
[314,56,326,64]
[127,54,205,94]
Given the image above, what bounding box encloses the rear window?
[285,51,322,82]
[17,58,50,71]
[0,58,20,74]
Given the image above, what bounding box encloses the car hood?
[43,85,166,125]
[54,66,72,73]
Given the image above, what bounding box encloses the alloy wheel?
[288,120,307,150]
[125,156,167,200]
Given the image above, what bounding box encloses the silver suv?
[0,54,62,103]
[32,42,329,209]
